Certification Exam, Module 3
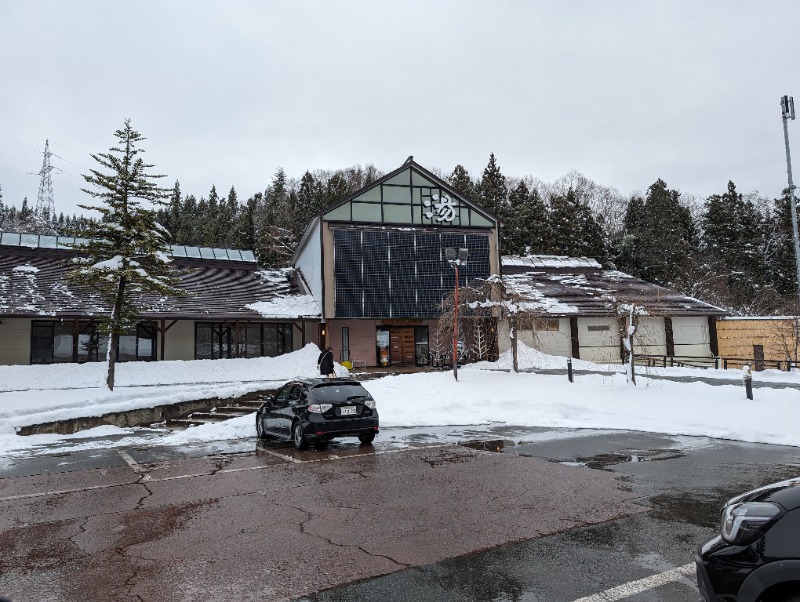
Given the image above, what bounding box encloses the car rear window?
[310,384,370,403]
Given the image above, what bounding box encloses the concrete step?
[188,412,244,420]
[167,418,209,428]
[213,408,255,416]
[216,403,261,413]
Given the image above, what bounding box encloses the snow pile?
[0,343,343,392]
[2,344,800,456]
[466,341,595,371]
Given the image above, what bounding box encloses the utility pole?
[445,247,469,381]
[35,139,55,220]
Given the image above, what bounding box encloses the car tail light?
[720,501,781,545]
[365,400,376,409]
[307,404,333,413]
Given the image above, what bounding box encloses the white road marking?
[117,449,152,481]
[0,483,113,502]
[0,444,461,501]
[571,563,696,601]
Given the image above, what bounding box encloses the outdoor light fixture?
[444,247,469,381]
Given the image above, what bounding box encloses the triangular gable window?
[324,167,495,228]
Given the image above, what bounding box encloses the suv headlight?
[721,501,781,545]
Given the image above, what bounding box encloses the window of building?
[31,320,152,364]
[118,323,156,362]
[415,326,429,365]
[76,323,108,363]
[341,327,350,362]
[196,323,232,360]
[587,324,610,332]
[538,319,560,331]
[195,322,293,360]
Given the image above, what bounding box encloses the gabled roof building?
[0,232,319,365]
[292,157,500,368]
[499,255,728,363]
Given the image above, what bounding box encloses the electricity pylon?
[35,139,55,219]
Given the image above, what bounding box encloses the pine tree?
[621,179,696,285]
[294,170,326,240]
[206,184,220,245]
[477,153,507,217]
[702,181,766,309]
[217,186,238,248]
[177,194,198,244]
[66,119,185,390]
[548,188,607,260]
[503,181,550,255]
[768,188,799,298]
[449,165,477,201]
[324,173,350,208]
[253,168,295,266]
[618,195,646,274]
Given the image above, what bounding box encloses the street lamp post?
[781,95,800,304]
[445,247,469,381]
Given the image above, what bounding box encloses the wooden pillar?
[665,317,675,357]
[157,319,178,361]
[570,317,580,359]
[708,316,719,356]
[70,319,79,362]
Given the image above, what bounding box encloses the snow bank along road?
[0,439,646,602]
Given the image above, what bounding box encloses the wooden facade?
[716,317,800,370]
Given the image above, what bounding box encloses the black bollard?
[567,358,573,383]
[743,364,753,400]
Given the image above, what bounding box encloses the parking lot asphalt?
[0,439,646,602]
[3,427,800,602]
[305,430,800,602]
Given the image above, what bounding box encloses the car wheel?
[358,430,375,445]
[256,413,267,440]
[292,422,309,450]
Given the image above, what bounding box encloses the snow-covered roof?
[502,255,602,271]
[502,269,727,317]
[0,250,320,320]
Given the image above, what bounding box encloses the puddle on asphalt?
[561,449,685,471]
[459,439,511,453]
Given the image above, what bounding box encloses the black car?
[255,378,379,450]
[696,477,800,602]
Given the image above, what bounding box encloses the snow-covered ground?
[1,343,799,457]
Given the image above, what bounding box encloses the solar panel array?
[334,229,490,318]
[0,232,255,263]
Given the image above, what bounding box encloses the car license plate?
[340,406,357,416]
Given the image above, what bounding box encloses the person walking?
[317,346,335,378]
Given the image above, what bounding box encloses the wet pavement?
[301,429,800,602]
[0,430,645,602]
[1,426,800,601]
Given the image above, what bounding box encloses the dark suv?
[256,378,379,450]
[696,477,800,601]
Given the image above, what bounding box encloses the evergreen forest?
[0,153,797,317]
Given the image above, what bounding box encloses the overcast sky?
[1,1,799,217]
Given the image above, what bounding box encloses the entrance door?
[753,344,765,371]
[389,327,416,367]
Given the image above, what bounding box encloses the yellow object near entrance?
[341,361,353,370]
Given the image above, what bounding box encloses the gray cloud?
[1,0,798,216]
